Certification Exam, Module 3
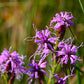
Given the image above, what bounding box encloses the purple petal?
[71,45,77,55]
[45,29,51,37]
[63,75,72,81]
[27,69,34,73]
[42,30,45,37]
[36,31,42,39]
[71,55,79,60]
[40,69,47,75]
[57,51,65,56]
[48,37,56,44]
[64,55,68,64]
[40,62,47,68]
[39,54,47,65]
[1,49,9,56]
[54,74,59,80]
[28,63,34,67]
[32,60,36,66]
[54,23,61,29]
[35,72,39,78]
[60,12,64,17]
[31,72,35,78]
[43,48,49,54]
[19,67,26,73]
[37,44,42,50]
[11,51,19,57]
[35,39,41,43]
[70,57,74,64]
[68,20,74,26]
[50,19,57,26]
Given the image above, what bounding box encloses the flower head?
[54,74,71,84]
[35,29,56,53]
[0,48,26,79]
[27,59,47,79]
[57,42,79,65]
[50,12,74,30]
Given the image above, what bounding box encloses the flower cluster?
[0,11,82,84]
[0,48,26,79]
[26,11,81,84]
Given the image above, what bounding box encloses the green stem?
[78,0,84,14]
[42,77,47,84]
[76,66,84,74]
[2,73,8,84]
[67,69,70,83]
[68,26,80,45]
[48,62,58,84]
[54,35,60,50]
[76,48,81,84]
[48,38,59,84]
[64,66,68,84]
[71,65,84,74]
[76,61,81,84]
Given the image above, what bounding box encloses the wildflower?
[0,48,26,79]
[50,12,74,30]
[35,29,56,53]
[58,40,65,49]
[54,74,71,84]
[57,43,79,65]
[27,60,47,79]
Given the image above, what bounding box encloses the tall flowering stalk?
[25,11,83,84]
[47,12,74,84]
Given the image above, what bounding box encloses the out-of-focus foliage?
[0,0,84,84]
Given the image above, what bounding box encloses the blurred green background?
[0,0,84,84]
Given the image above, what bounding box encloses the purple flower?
[0,48,26,79]
[58,41,65,49]
[27,60,47,79]
[35,29,56,53]
[50,12,74,30]
[54,74,71,84]
[57,43,79,65]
